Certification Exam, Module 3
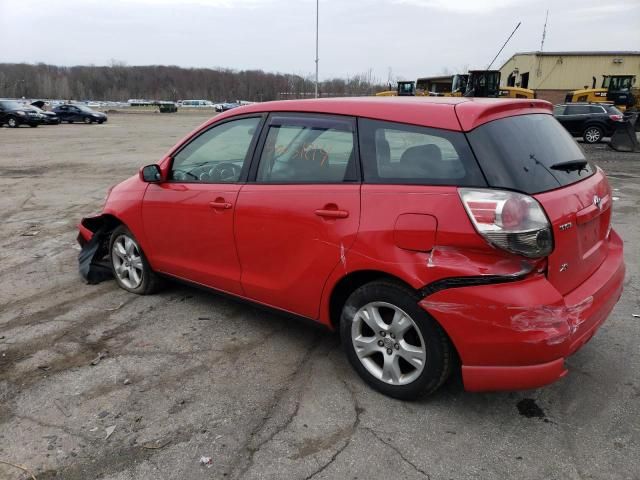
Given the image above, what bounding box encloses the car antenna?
[487,21,521,70]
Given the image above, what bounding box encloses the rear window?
[358,118,486,186]
[466,114,594,194]
[605,105,623,115]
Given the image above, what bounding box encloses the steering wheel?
[210,162,241,182]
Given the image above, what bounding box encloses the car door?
[234,113,361,318]
[562,105,589,135]
[55,105,68,121]
[142,115,264,295]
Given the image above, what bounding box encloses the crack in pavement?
[363,426,431,479]
[229,334,324,479]
[303,379,362,480]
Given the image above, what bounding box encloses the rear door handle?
[315,208,349,219]
[209,200,232,210]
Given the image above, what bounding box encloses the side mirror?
[140,164,162,183]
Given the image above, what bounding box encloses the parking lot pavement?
[0,114,638,480]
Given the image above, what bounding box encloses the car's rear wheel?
[109,225,161,294]
[29,124,38,128]
[340,280,453,399]
[7,116,19,128]
[83,117,92,124]
[583,126,603,144]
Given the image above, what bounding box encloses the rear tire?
[7,116,19,128]
[29,124,38,128]
[583,126,603,144]
[109,225,161,295]
[83,116,92,124]
[340,280,453,400]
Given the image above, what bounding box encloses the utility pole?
[315,0,319,98]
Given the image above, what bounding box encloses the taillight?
[459,188,554,258]
[609,114,623,122]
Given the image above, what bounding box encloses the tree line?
[0,63,386,102]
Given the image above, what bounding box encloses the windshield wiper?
[550,159,588,172]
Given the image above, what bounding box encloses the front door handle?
[315,208,349,219]
[209,200,232,210]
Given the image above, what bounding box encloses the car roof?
[214,96,553,132]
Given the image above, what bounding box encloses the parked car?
[30,101,61,125]
[53,104,107,124]
[214,102,241,112]
[0,100,45,127]
[78,97,625,400]
[553,102,625,143]
[179,100,215,108]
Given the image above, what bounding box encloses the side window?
[553,105,566,116]
[171,117,261,183]
[589,105,605,114]
[565,105,589,115]
[359,118,485,186]
[256,115,357,183]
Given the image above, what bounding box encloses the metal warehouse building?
[499,51,640,104]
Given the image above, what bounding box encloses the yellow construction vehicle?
[376,81,426,97]
[565,75,638,112]
[463,70,535,99]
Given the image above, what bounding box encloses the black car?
[553,102,625,144]
[53,104,107,124]
[0,100,46,127]
[30,101,60,125]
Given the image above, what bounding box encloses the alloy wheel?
[585,127,601,143]
[8,117,17,128]
[111,234,144,289]
[351,301,427,385]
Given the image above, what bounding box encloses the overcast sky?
[1,0,638,81]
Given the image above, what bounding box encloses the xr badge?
[594,195,602,210]
[560,263,569,272]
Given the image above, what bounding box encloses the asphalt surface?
[0,113,638,480]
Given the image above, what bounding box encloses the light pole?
[315,0,319,98]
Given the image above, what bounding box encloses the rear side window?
[256,114,357,183]
[467,114,594,194]
[358,118,486,186]
[565,105,589,115]
[589,105,605,114]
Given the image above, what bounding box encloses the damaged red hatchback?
[78,97,625,399]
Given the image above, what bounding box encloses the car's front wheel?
[583,126,603,144]
[83,116,92,124]
[340,280,453,400]
[109,225,161,294]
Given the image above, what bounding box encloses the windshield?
[466,114,594,194]
[603,76,634,91]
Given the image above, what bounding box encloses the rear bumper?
[420,230,625,392]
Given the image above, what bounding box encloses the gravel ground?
[0,114,639,480]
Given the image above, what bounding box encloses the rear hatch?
[466,113,611,295]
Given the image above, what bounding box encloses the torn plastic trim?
[419,263,535,297]
[78,214,118,284]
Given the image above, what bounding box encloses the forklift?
[565,75,638,112]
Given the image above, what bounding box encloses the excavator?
[565,75,639,112]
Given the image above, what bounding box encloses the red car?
[78,97,625,399]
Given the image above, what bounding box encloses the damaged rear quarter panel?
[419,275,573,366]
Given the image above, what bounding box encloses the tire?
[340,280,453,400]
[7,116,19,128]
[98,120,104,124]
[29,124,38,128]
[583,126,603,144]
[83,116,92,124]
[109,225,161,295]
[67,120,74,124]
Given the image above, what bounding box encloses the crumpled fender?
[77,215,117,284]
